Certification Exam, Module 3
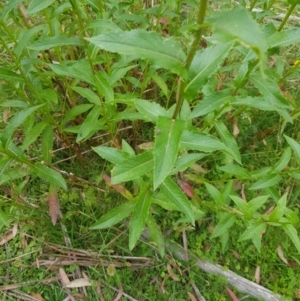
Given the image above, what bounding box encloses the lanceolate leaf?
[214,120,241,163]
[94,72,114,102]
[281,224,300,254]
[180,131,229,153]
[284,135,300,163]
[28,37,84,50]
[90,200,136,229]
[112,150,153,184]
[27,0,55,14]
[211,213,236,239]
[249,73,292,109]
[154,116,185,190]
[42,124,54,164]
[146,214,165,257]
[160,177,194,225]
[86,30,187,76]
[134,99,168,123]
[92,146,130,164]
[208,7,267,61]
[72,87,101,105]
[76,105,102,142]
[272,147,291,172]
[129,187,152,250]
[249,174,282,190]
[189,90,232,119]
[268,28,300,49]
[0,68,24,82]
[185,44,232,100]
[33,163,67,191]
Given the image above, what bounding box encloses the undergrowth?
[1,0,300,300]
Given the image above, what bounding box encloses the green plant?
[0,0,300,276]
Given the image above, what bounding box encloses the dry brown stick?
[165,240,287,301]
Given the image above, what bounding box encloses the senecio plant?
[0,0,300,256]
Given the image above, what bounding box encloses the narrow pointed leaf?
[33,163,67,191]
[0,68,24,82]
[42,124,54,164]
[146,214,165,257]
[90,200,135,229]
[190,90,231,119]
[154,117,185,190]
[28,37,84,50]
[27,0,55,14]
[211,213,236,239]
[268,28,300,49]
[272,147,291,172]
[86,30,187,76]
[1,104,44,146]
[92,146,130,164]
[284,135,300,163]
[281,224,300,254]
[134,99,168,123]
[249,73,292,109]
[112,150,153,184]
[185,44,232,100]
[172,153,207,174]
[76,105,102,142]
[21,121,48,151]
[94,72,114,102]
[218,164,250,178]
[205,183,226,205]
[249,174,282,190]
[180,131,229,153]
[160,177,194,225]
[72,87,101,105]
[129,188,152,250]
[214,120,241,163]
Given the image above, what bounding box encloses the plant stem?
[277,3,297,31]
[172,0,208,119]
[249,0,258,11]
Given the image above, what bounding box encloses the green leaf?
[27,0,55,14]
[28,37,84,50]
[230,195,249,216]
[248,195,269,213]
[49,63,95,86]
[211,213,236,239]
[0,104,44,146]
[92,146,130,164]
[146,214,165,257]
[154,117,185,190]
[32,162,67,191]
[268,28,300,49]
[129,188,152,250]
[281,224,300,254]
[121,140,135,156]
[134,99,168,123]
[272,147,291,172]
[189,90,231,119]
[6,142,30,163]
[94,72,114,102]
[172,153,207,174]
[76,105,102,142]
[86,30,187,76]
[0,0,23,20]
[160,177,194,225]
[149,73,169,98]
[0,68,24,82]
[90,200,135,229]
[180,131,229,153]
[249,174,282,190]
[21,121,48,151]
[214,120,241,163]
[218,164,250,178]
[0,209,10,231]
[284,135,300,163]
[249,73,292,109]
[0,168,29,186]
[152,194,181,211]
[268,194,287,222]
[62,104,94,126]
[185,44,232,100]
[72,87,101,105]
[239,220,266,252]
[112,150,154,184]
[205,183,226,206]
[0,100,29,108]
[42,124,54,164]
[208,7,267,62]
